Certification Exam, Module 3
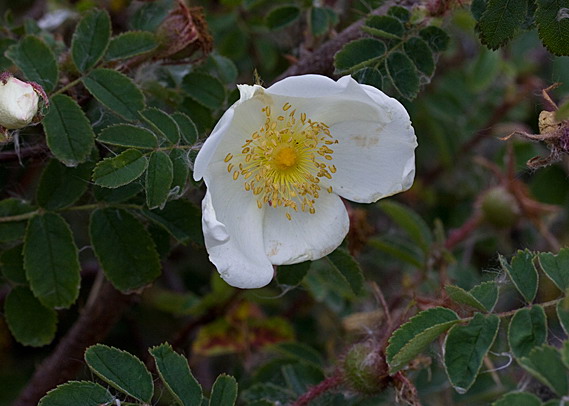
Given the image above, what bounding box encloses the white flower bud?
[0,76,39,129]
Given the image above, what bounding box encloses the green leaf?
[277,261,311,286]
[141,107,181,145]
[492,392,542,406]
[519,345,569,396]
[556,99,569,120]
[149,343,202,406]
[0,38,16,70]
[94,183,143,203]
[142,199,202,244]
[562,340,569,369]
[71,9,111,72]
[326,248,364,295]
[38,381,114,406]
[470,281,499,312]
[90,208,161,292]
[271,342,324,367]
[419,26,450,52]
[478,0,527,49]
[42,94,95,166]
[310,7,329,37]
[172,112,199,144]
[362,15,405,39]
[388,6,411,22]
[24,212,80,309]
[241,383,295,405]
[444,314,500,394]
[353,67,384,89]
[369,235,424,268]
[386,52,420,100]
[145,150,174,209]
[535,0,569,56]
[335,38,387,73]
[445,285,488,312]
[209,374,238,406]
[557,298,569,335]
[499,250,538,303]
[472,0,488,21]
[538,248,569,291]
[85,344,153,403]
[265,5,301,30]
[106,31,158,60]
[6,35,58,93]
[0,199,35,242]
[82,68,145,121]
[281,362,324,395]
[404,37,435,76]
[182,72,225,110]
[207,54,238,84]
[92,149,148,188]
[130,0,171,31]
[37,160,92,210]
[378,200,432,252]
[97,124,158,149]
[0,244,26,285]
[508,306,547,359]
[170,148,190,195]
[387,307,460,373]
[4,286,57,347]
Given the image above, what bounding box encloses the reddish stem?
[445,214,482,250]
[292,372,344,406]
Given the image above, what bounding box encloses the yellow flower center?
[274,146,297,169]
[224,102,338,220]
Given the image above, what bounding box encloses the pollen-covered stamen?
[225,102,338,219]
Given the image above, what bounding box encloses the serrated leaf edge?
[387,307,460,373]
[85,343,154,403]
[444,314,500,393]
[106,30,158,61]
[149,342,202,406]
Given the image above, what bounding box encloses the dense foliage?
[1,0,569,405]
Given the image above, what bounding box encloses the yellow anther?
[225,103,338,216]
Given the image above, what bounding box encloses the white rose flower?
[0,76,40,130]
[194,74,417,289]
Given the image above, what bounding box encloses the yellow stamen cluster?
[225,102,338,220]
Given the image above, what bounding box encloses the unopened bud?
[343,342,389,394]
[0,75,39,130]
[480,186,520,228]
[154,0,212,63]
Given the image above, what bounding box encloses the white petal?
[327,102,416,203]
[267,74,345,98]
[194,87,268,181]
[266,75,389,129]
[193,108,234,181]
[201,162,274,289]
[263,192,349,265]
